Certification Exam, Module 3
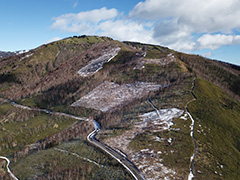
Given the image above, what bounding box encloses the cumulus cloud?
[130,0,240,33]
[99,20,155,44]
[51,1,240,52]
[197,34,240,50]
[51,7,118,33]
[129,0,240,50]
[51,7,155,44]
[152,19,195,51]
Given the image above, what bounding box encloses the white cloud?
[197,34,240,50]
[51,7,118,33]
[130,0,240,33]
[129,0,240,51]
[44,37,62,44]
[152,19,195,51]
[73,0,78,8]
[99,20,155,44]
[51,1,240,52]
[202,51,213,58]
[51,7,155,45]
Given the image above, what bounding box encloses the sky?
[0,0,240,65]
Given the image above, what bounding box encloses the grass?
[17,97,37,107]
[0,103,13,114]
[128,113,194,179]
[0,104,77,156]
[10,140,132,180]
[188,77,240,180]
[1,36,239,179]
[60,35,109,45]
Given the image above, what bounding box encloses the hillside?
[0,50,27,58]
[0,35,239,180]
[0,51,17,58]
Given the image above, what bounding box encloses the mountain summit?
[0,35,239,180]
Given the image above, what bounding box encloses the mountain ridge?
[0,35,239,180]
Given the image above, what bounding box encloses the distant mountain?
[0,51,16,58]
[0,35,239,180]
[0,50,28,58]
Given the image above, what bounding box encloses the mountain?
[0,35,239,180]
[0,51,17,58]
[0,50,28,58]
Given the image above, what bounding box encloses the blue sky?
[1,0,240,65]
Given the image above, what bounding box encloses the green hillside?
[0,36,239,179]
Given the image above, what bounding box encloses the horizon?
[1,0,240,65]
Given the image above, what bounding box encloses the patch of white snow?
[78,47,121,77]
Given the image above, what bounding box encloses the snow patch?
[180,113,188,120]
[20,53,33,61]
[15,50,28,55]
[153,136,165,142]
[78,47,121,77]
[138,108,183,132]
[71,81,161,112]
[131,148,177,180]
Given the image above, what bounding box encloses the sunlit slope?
[0,35,239,179]
[188,77,240,179]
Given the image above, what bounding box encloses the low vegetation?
[0,102,77,156]
[188,77,240,180]
[0,35,239,179]
[11,140,132,180]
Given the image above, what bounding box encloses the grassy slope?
[11,140,132,180]
[188,77,240,180]
[0,102,77,156]
[1,37,239,179]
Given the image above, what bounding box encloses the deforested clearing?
[137,108,184,132]
[77,47,121,77]
[71,81,161,112]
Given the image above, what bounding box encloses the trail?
[1,98,144,179]
[0,156,18,180]
[147,98,161,118]
[147,77,198,180]
[6,99,88,121]
[87,120,145,180]
[186,77,198,180]
[54,148,103,168]
[0,98,88,179]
